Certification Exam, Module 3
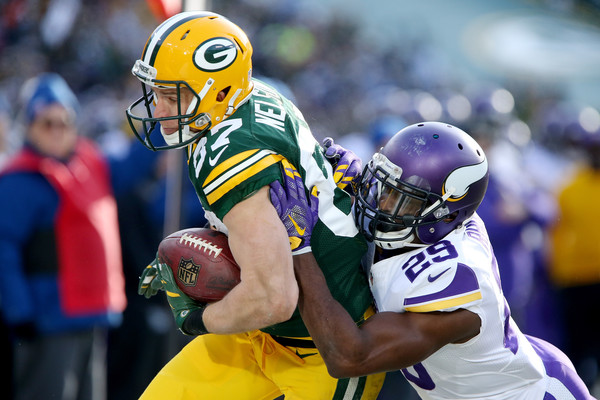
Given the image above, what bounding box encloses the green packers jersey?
[186,79,372,337]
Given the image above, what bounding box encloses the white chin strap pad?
[161,124,192,147]
[374,231,426,250]
[160,98,199,146]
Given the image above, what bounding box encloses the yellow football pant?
[140,329,385,400]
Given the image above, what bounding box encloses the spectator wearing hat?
[0,73,127,400]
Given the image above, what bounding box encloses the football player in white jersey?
[284,122,594,399]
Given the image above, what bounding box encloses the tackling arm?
[200,186,298,334]
[293,252,481,378]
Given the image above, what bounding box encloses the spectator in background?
[336,114,408,165]
[0,91,15,400]
[0,94,14,168]
[548,123,600,391]
[463,86,560,342]
[0,73,127,400]
[0,73,166,399]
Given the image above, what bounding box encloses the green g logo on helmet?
[194,37,238,72]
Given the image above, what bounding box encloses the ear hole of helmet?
[219,86,231,101]
[443,211,459,223]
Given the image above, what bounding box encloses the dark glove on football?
[322,137,362,196]
[155,261,208,335]
[269,162,319,255]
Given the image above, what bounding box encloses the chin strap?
[161,124,192,147]
[375,232,427,250]
[161,96,210,147]
[225,88,242,116]
[421,186,455,220]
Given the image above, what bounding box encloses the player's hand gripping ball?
[157,228,240,303]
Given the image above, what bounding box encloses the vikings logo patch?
[178,258,200,287]
[443,158,488,202]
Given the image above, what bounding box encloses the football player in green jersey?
[126,11,385,400]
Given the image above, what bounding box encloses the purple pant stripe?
[526,335,593,400]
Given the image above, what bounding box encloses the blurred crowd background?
[1,0,599,398]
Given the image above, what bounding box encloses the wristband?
[181,307,209,335]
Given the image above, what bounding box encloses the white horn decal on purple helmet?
[443,158,488,201]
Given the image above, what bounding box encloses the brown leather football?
[157,227,240,303]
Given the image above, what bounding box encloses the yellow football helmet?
[126,11,254,150]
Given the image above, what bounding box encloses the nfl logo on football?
[178,259,200,287]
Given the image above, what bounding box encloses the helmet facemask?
[355,153,452,250]
[125,12,254,151]
[126,64,212,151]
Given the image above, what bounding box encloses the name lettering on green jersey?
[253,85,287,132]
[254,100,286,132]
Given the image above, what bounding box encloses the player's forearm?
[201,237,298,333]
[293,252,373,377]
[202,270,297,334]
[204,187,298,334]
[293,253,454,376]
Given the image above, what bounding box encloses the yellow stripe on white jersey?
[405,290,482,313]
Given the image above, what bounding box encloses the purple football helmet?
[354,122,489,249]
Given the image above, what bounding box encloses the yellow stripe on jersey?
[204,149,260,186]
[203,150,284,205]
[405,291,482,313]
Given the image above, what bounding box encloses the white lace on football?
[179,233,223,258]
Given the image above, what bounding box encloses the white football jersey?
[369,213,549,399]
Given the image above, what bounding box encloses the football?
[157,227,240,303]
